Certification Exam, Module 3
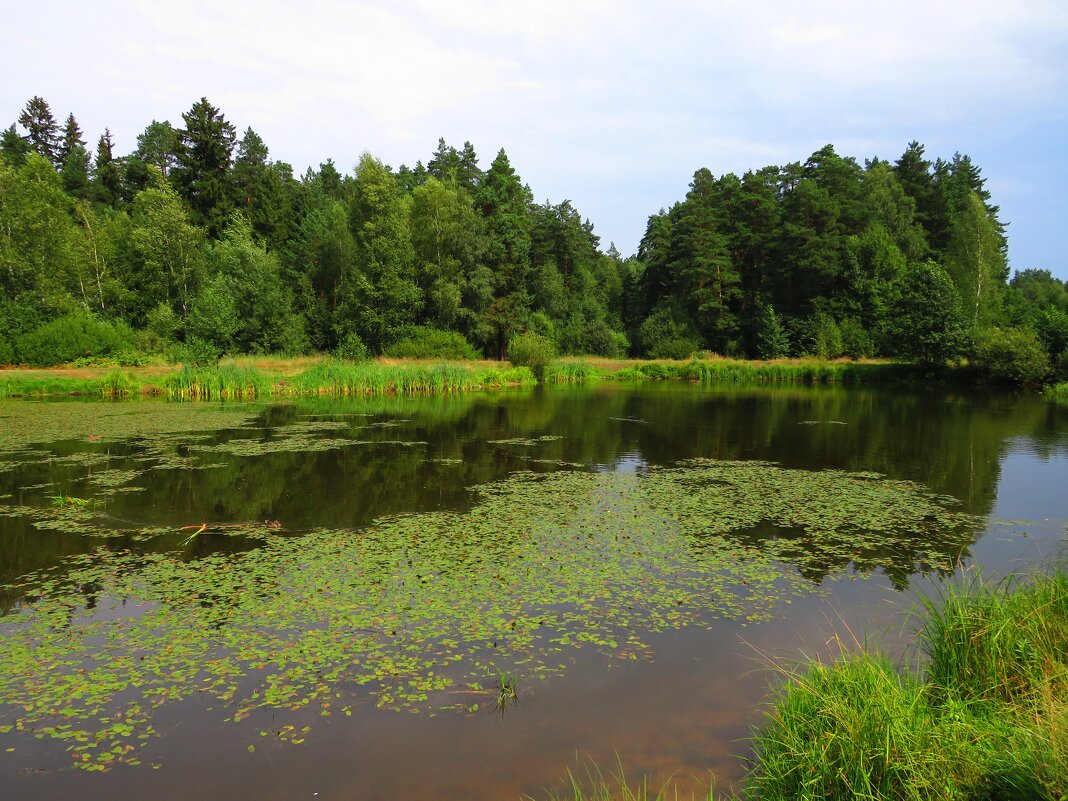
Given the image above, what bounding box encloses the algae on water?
[0,456,981,771]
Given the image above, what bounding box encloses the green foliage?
[179,336,221,368]
[970,327,1050,385]
[887,261,967,367]
[748,571,1068,801]
[840,317,875,358]
[756,305,791,359]
[1034,307,1068,362]
[14,313,134,366]
[334,332,370,362]
[508,331,556,381]
[383,327,481,360]
[810,311,844,359]
[637,306,700,359]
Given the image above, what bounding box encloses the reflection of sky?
[991,446,1068,522]
[971,444,1068,572]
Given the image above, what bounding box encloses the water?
[0,383,1065,800]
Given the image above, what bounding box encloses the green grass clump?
[545,360,600,384]
[1047,382,1068,404]
[599,359,911,385]
[539,759,716,801]
[163,365,272,400]
[0,370,140,399]
[282,360,535,396]
[746,571,1068,801]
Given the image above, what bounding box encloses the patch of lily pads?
[0,458,981,771]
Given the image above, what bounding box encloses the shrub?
[507,331,555,382]
[971,327,1050,385]
[839,317,874,359]
[649,337,701,360]
[810,312,844,359]
[1034,307,1068,361]
[636,306,700,358]
[0,337,14,365]
[179,336,221,368]
[334,332,370,363]
[383,327,480,360]
[14,313,134,366]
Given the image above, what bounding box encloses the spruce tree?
[17,96,60,166]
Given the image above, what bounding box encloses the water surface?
[0,384,1065,800]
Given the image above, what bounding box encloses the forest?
[2,95,1067,384]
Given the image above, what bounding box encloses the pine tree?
[17,96,60,166]
[0,124,31,166]
[56,113,85,168]
[173,97,237,237]
[91,130,121,207]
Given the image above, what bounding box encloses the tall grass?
[1047,382,1068,404]
[745,570,1068,801]
[537,758,716,801]
[545,361,600,385]
[163,365,272,400]
[0,370,140,399]
[600,359,911,385]
[161,360,537,400]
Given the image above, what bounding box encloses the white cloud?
[2,0,1066,270]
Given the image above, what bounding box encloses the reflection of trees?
[1,386,1064,610]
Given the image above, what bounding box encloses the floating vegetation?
[0,457,981,771]
[0,400,258,453]
[86,468,145,488]
[488,435,565,446]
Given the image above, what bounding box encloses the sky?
[4,0,1067,279]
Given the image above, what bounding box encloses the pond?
[0,383,1065,800]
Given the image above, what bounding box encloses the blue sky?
[4,0,1067,279]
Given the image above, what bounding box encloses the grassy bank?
[551,570,1068,801]
[0,355,1007,400]
[1048,382,1068,403]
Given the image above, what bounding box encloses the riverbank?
[0,355,915,400]
[552,569,1068,801]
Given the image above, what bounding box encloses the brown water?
[0,384,1065,800]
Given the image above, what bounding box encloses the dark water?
[0,384,1065,800]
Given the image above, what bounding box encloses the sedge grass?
[744,569,1068,801]
[0,370,140,399]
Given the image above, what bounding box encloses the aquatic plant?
[545,361,600,385]
[0,457,980,770]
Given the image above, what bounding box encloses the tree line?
[2,95,1066,382]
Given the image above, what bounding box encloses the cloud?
[2,0,1066,271]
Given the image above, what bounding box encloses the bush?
[810,312,844,359]
[507,331,555,382]
[334,332,370,363]
[383,327,480,360]
[636,306,700,358]
[0,337,14,365]
[179,336,221,368]
[14,313,135,366]
[583,320,628,357]
[971,327,1050,385]
[649,337,701,360]
[839,318,874,359]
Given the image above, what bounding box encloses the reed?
[545,361,600,384]
[163,365,273,400]
[0,370,140,398]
